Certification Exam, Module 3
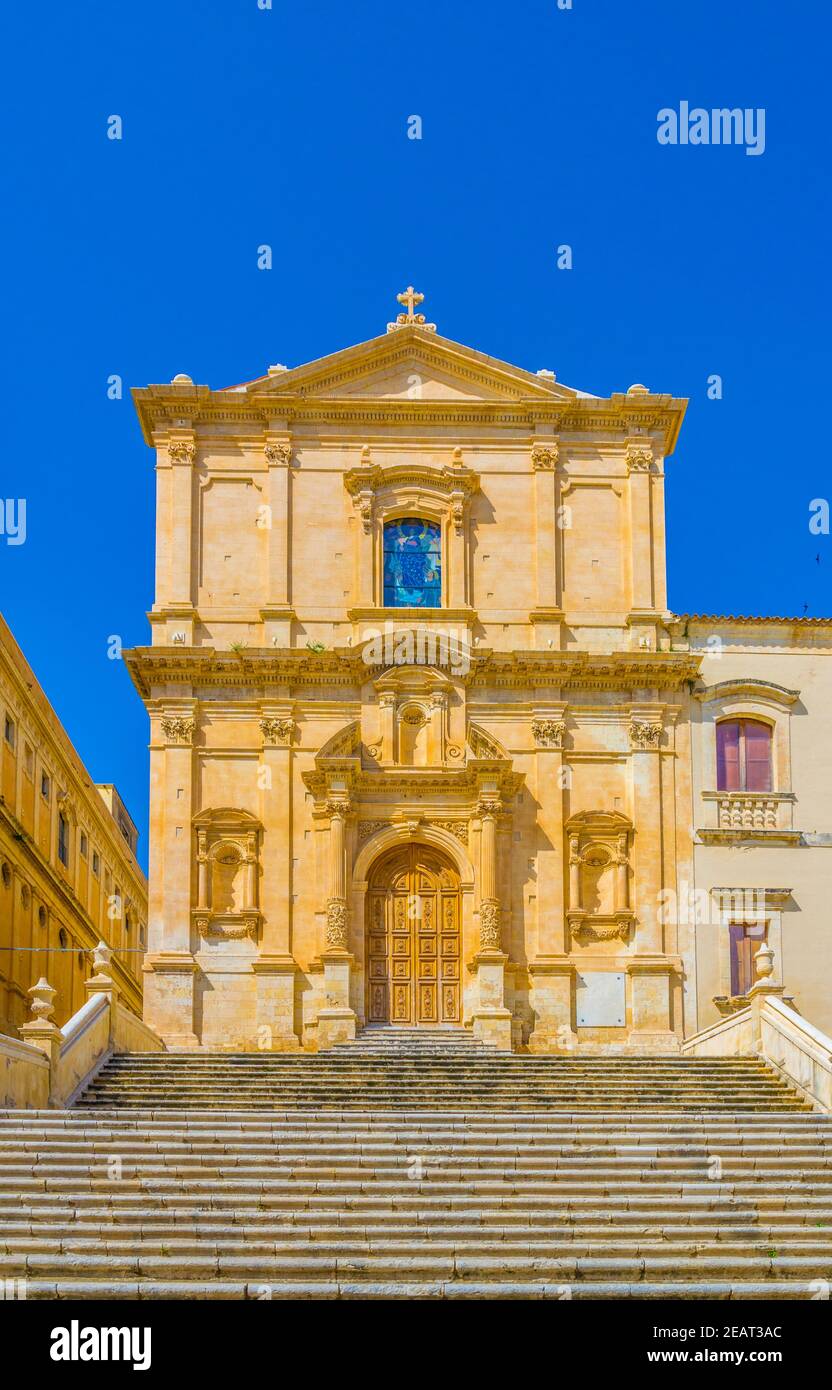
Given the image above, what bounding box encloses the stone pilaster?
[254,713,299,1048]
[317,796,356,1049]
[471,794,512,1050]
[261,435,294,644]
[628,707,677,1048]
[142,710,199,1049]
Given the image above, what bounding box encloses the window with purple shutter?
[716,719,772,792]
[729,922,766,996]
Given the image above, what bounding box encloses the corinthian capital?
[531,443,559,470]
[168,439,196,465]
[626,443,653,473]
[260,717,294,745]
[265,441,292,467]
[160,716,195,744]
[629,718,662,750]
[532,718,565,749]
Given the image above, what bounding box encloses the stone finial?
[92,940,114,978]
[754,942,775,982]
[27,977,56,1023]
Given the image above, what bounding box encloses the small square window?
[41,772,51,801]
[4,715,15,749]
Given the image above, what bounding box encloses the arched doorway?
[366,843,461,1025]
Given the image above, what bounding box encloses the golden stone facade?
[126,294,832,1052]
[0,615,147,1036]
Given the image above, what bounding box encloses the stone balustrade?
[1,940,165,1109]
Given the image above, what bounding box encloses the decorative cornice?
[124,646,702,701]
[343,461,480,499]
[694,678,800,707]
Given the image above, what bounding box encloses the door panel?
[366,845,461,1024]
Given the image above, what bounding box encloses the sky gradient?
[2,0,829,869]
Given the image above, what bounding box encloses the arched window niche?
[383,517,442,608]
[192,807,263,942]
[343,455,480,612]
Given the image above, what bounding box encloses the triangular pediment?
[243,328,581,404]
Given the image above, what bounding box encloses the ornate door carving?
[366,844,461,1024]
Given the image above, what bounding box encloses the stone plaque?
[575,971,626,1027]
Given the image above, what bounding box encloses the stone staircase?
[1,1028,830,1299]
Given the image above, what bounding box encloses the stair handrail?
[10,942,165,1109]
[682,944,832,1112]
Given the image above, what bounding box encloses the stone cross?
[397,285,424,319]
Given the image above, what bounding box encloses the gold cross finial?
[387,285,437,334]
[397,285,424,319]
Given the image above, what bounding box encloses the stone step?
[11,1278,823,1300]
[1,1051,828,1300]
[2,1251,830,1282]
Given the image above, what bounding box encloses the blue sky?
[1,0,829,869]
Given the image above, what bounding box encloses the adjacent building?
[0,614,147,1035]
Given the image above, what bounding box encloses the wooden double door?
[366,844,462,1024]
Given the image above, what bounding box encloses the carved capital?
[260,717,294,745]
[629,718,662,750]
[264,441,292,467]
[168,439,196,465]
[475,796,503,820]
[161,717,195,744]
[626,443,653,473]
[325,898,349,949]
[531,443,559,470]
[532,717,565,749]
[325,797,353,818]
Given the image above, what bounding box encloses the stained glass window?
[383,518,441,607]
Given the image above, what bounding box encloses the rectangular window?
[716,719,772,793]
[3,714,15,749]
[24,744,34,779]
[80,832,88,858]
[729,922,766,996]
[41,772,51,801]
[92,850,100,876]
[58,813,69,867]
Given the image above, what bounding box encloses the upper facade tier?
[131,316,688,656]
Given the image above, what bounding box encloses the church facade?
[125,290,832,1053]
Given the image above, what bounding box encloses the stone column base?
[252,955,301,1051]
[142,953,200,1049]
[471,950,513,1051]
[316,950,356,1050]
[317,1009,357,1050]
[527,956,578,1053]
[627,957,679,1053]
